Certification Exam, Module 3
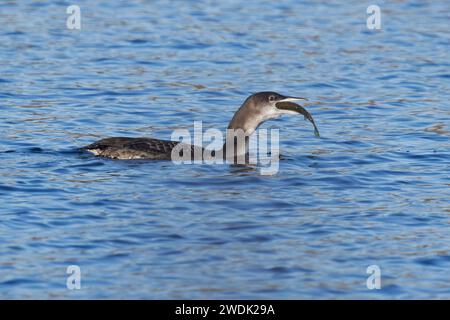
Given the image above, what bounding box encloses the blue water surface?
[0,0,449,299]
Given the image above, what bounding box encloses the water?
[0,0,449,299]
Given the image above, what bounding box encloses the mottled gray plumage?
[82,137,203,160]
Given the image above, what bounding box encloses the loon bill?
[82,92,320,160]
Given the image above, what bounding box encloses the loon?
[82,92,320,161]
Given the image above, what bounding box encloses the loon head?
[227,91,320,137]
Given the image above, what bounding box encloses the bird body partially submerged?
[82,92,320,161]
[83,137,197,160]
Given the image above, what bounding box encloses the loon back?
[83,137,196,160]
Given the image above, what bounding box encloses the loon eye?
[269,95,275,102]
